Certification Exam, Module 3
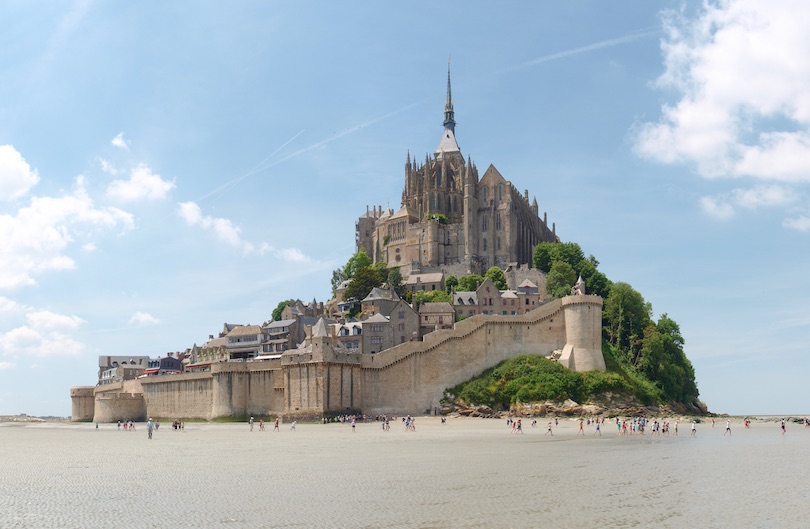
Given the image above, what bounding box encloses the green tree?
[577,258,612,298]
[457,274,484,291]
[387,267,406,298]
[445,275,458,294]
[343,249,372,280]
[271,299,296,321]
[343,265,384,302]
[412,289,451,310]
[545,261,577,299]
[533,242,554,273]
[533,241,585,274]
[331,268,346,296]
[603,282,652,361]
[555,242,585,272]
[654,314,698,402]
[485,266,508,290]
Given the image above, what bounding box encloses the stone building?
[356,65,558,277]
[453,277,545,320]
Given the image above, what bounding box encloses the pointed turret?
[443,60,455,132]
[436,59,460,156]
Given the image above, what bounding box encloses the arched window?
[498,184,504,202]
[482,216,488,232]
[482,186,488,202]
[483,238,487,251]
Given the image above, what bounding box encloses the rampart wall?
[93,380,146,423]
[70,386,95,422]
[71,295,603,421]
[358,295,601,415]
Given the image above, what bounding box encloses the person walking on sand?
[594,421,601,436]
[273,418,280,432]
[724,420,731,436]
[691,421,697,437]
[351,418,356,432]
[249,416,254,431]
[147,418,154,440]
[515,419,523,434]
[781,418,786,435]
[290,420,296,431]
[577,419,585,436]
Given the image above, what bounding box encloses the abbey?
[357,66,558,276]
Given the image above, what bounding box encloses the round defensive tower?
[559,294,605,372]
[70,386,96,422]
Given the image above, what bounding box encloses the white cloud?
[99,158,119,175]
[129,311,160,326]
[0,296,22,313]
[178,201,253,251]
[0,325,84,358]
[26,310,84,330]
[278,247,310,263]
[111,131,130,150]
[700,195,734,220]
[783,215,810,232]
[0,361,15,370]
[0,309,86,359]
[700,184,797,219]
[106,163,175,202]
[0,145,40,201]
[177,201,311,262]
[636,2,810,176]
[0,174,134,288]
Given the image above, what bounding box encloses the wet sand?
[1,417,809,528]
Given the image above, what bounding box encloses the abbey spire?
[436,58,461,156]
[443,60,455,132]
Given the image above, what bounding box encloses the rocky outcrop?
[447,395,709,418]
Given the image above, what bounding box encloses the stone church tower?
[356,64,558,276]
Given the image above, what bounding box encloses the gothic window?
[498,184,504,202]
[483,238,487,251]
[497,237,501,250]
[437,172,441,186]
[482,186,488,202]
[430,194,435,210]
[496,213,501,231]
[453,196,458,212]
[482,216,488,232]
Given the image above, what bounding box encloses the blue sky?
[1,1,809,417]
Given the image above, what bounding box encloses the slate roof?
[419,302,454,314]
[454,292,478,305]
[227,325,263,337]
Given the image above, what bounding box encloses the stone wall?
[71,295,602,422]
[93,380,146,423]
[70,386,95,422]
[358,295,602,415]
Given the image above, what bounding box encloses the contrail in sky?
[197,129,305,202]
[272,102,421,166]
[500,27,659,74]
[198,101,420,202]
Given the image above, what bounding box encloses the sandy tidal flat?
[1,417,809,528]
